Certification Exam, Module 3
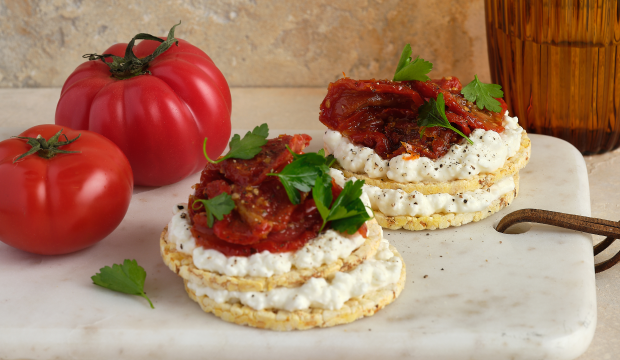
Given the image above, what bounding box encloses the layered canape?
[319,48,530,230]
[161,125,405,330]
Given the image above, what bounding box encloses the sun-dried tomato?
[319,77,506,160]
[189,134,356,257]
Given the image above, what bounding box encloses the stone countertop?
[0,88,618,360]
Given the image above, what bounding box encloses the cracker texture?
[183,245,406,331]
[161,219,384,292]
[374,173,519,230]
[334,132,530,230]
[337,132,531,196]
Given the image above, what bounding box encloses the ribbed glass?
[485,0,620,154]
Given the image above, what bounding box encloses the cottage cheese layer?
[330,168,515,217]
[168,204,368,278]
[323,111,523,183]
[187,239,402,311]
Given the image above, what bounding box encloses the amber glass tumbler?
[485,0,620,154]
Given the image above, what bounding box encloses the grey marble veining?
[0,131,595,360]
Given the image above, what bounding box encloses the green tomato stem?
[12,129,81,163]
[83,22,181,80]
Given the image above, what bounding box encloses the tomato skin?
[55,38,232,186]
[0,125,133,255]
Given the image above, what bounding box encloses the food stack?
[160,129,405,330]
[320,74,530,231]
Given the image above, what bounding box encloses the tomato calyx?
[83,21,182,80]
[12,129,81,163]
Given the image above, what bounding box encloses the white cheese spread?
[168,204,369,277]
[329,168,515,217]
[187,239,402,311]
[323,111,523,182]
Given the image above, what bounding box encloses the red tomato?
[0,125,133,255]
[55,29,232,187]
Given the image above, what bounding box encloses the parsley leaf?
[192,192,235,227]
[203,123,269,164]
[312,172,333,220]
[418,93,473,145]
[270,146,370,234]
[393,44,433,81]
[269,147,335,205]
[461,75,504,113]
[318,179,372,234]
[91,259,154,309]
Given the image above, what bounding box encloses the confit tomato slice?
[319,77,507,160]
[192,196,323,256]
[189,133,339,256]
[412,79,505,133]
[220,134,311,186]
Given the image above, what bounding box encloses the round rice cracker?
[182,244,406,331]
[161,219,384,292]
[335,131,531,196]
[375,173,520,231]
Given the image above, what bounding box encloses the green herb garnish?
[91,259,154,309]
[418,93,473,144]
[192,192,236,227]
[270,148,371,234]
[269,148,335,204]
[203,123,269,164]
[461,75,504,113]
[392,44,433,82]
[314,177,372,233]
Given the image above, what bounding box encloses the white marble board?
[0,129,596,360]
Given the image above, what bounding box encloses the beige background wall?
[0,0,490,88]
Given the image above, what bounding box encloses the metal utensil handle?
[496,208,620,273]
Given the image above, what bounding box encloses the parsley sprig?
[270,149,372,234]
[91,259,154,309]
[418,93,473,145]
[313,175,372,233]
[390,45,503,140]
[392,44,433,82]
[192,192,236,227]
[203,123,269,164]
[269,148,335,205]
[461,75,504,113]
[391,45,504,114]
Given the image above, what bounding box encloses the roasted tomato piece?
[205,180,232,199]
[445,112,472,136]
[233,178,300,232]
[189,132,347,256]
[193,230,314,257]
[211,177,301,245]
[220,134,311,186]
[431,76,463,93]
[320,78,424,131]
[189,156,355,257]
[192,196,323,255]
[212,211,272,245]
[412,79,504,133]
[319,76,507,160]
